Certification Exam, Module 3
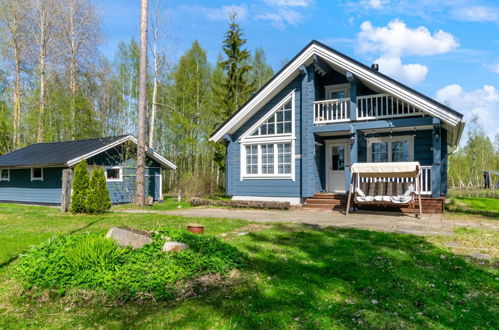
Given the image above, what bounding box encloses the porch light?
[349,126,356,145]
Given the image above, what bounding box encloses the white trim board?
[231,195,303,206]
[66,135,176,170]
[210,41,464,145]
[0,168,10,182]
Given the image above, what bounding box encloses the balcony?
[313,93,423,125]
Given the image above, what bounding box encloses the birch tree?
[57,0,100,137]
[135,0,148,206]
[0,0,29,148]
[26,0,58,142]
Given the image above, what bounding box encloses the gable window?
[367,136,414,162]
[105,167,122,182]
[0,169,9,182]
[31,168,43,181]
[250,96,293,137]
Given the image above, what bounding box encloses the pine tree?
[86,166,111,214]
[221,12,253,117]
[71,160,90,213]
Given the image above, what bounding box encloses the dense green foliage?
[70,161,90,213]
[446,196,499,218]
[15,229,247,301]
[86,166,112,214]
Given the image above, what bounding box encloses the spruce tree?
[71,160,90,213]
[86,166,111,214]
[221,11,253,117]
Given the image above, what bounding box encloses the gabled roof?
[210,40,465,146]
[0,135,176,169]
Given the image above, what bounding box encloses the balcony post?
[346,126,358,193]
[346,72,357,121]
[432,118,442,198]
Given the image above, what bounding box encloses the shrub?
[86,166,111,214]
[15,229,247,301]
[71,160,90,213]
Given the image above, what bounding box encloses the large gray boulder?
[105,227,152,249]
[162,241,189,253]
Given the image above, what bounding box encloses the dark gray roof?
[0,135,129,168]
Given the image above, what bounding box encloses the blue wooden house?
[0,135,176,205]
[210,41,464,212]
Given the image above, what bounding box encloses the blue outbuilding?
[0,135,176,206]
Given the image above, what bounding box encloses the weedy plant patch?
[14,229,247,302]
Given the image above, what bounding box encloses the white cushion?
[382,196,391,202]
[403,184,415,197]
[391,195,412,204]
[356,188,366,197]
[374,195,384,201]
[355,196,374,203]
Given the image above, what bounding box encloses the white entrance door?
[326,141,349,193]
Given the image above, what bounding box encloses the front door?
[326,141,349,193]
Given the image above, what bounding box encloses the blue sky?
[98,0,499,142]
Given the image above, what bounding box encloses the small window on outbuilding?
[0,169,9,182]
[105,167,122,182]
[31,168,43,181]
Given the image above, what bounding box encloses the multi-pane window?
[245,145,258,174]
[391,141,410,162]
[371,142,388,162]
[105,167,122,182]
[368,137,413,162]
[261,144,274,174]
[277,143,292,174]
[252,100,292,136]
[243,143,293,177]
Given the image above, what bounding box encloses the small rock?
[146,196,154,206]
[162,241,189,253]
[440,255,446,259]
[177,205,182,209]
[371,299,378,305]
[470,253,490,260]
[105,227,152,249]
[294,317,300,322]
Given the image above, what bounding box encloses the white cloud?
[374,56,428,85]
[362,0,389,9]
[452,6,499,22]
[358,19,459,57]
[487,63,499,74]
[256,9,302,30]
[263,0,312,7]
[355,19,458,85]
[180,5,248,21]
[435,84,499,141]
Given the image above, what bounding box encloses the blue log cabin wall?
[0,167,65,204]
[225,63,450,200]
[226,75,303,198]
[0,145,162,205]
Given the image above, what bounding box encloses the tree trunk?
[36,49,46,142]
[135,0,148,206]
[13,49,21,149]
[148,48,158,148]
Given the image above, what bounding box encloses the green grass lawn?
[446,197,499,218]
[0,204,498,328]
[112,196,191,212]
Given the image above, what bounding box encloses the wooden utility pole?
[135,0,148,206]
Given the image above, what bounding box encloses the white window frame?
[0,169,10,182]
[30,168,44,181]
[240,90,295,142]
[366,135,414,162]
[324,83,350,100]
[239,91,296,180]
[105,166,123,182]
[240,141,295,180]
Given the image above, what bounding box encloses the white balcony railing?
[313,98,350,124]
[357,93,422,120]
[355,165,432,195]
